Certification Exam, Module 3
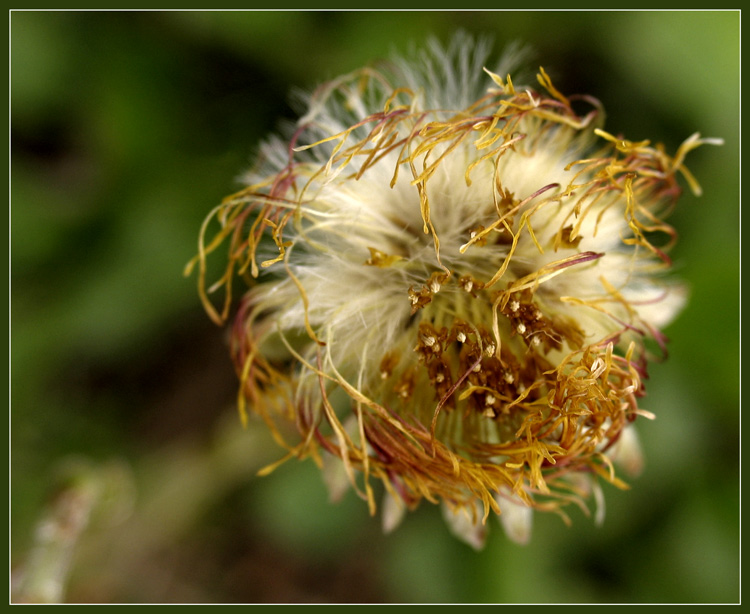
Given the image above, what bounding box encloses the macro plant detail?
[187,36,719,548]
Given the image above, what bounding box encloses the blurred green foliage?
[11,10,739,603]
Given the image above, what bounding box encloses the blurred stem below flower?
[11,458,134,603]
[12,412,281,603]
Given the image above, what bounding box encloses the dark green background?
[11,10,739,603]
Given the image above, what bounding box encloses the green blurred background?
[10,10,739,604]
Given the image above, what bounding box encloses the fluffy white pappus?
[249,105,680,378]
[193,33,719,547]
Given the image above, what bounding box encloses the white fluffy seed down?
[191,33,719,548]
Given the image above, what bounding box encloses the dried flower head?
[187,35,720,548]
